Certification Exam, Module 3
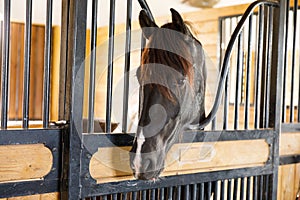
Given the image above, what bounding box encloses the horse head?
[130,8,206,180]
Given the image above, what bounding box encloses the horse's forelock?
[140,24,197,103]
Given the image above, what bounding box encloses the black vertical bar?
[23,0,33,128]
[43,0,53,128]
[132,191,138,200]
[240,177,245,200]
[234,34,243,130]
[112,193,117,200]
[1,0,11,129]
[259,175,264,200]
[233,178,239,200]
[255,6,264,129]
[227,179,232,200]
[176,186,181,200]
[264,7,274,128]
[223,71,229,130]
[92,196,97,200]
[66,0,88,198]
[106,0,116,133]
[246,177,251,200]
[213,181,218,200]
[142,190,147,200]
[122,192,127,200]
[206,182,212,199]
[102,195,107,200]
[269,0,285,198]
[253,176,258,200]
[199,183,204,200]
[264,175,269,200]
[87,0,98,133]
[245,15,253,129]
[159,188,165,200]
[184,185,190,199]
[192,184,197,200]
[282,0,290,123]
[151,189,155,200]
[290,0,298,123]
[220,180,225,200]
[122,0,133,133]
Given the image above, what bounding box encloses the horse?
[129,8,206,181]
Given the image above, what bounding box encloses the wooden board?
[90,139,269,183]
[0,144,53,182]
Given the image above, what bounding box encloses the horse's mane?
[140,22,196,103]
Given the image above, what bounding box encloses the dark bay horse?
[130,8,206,180]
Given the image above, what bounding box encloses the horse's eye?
[177,78,186,86]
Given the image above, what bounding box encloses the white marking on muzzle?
[133,130,145,178]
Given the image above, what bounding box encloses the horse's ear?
[170,8,188,34]
[139,10,158,39]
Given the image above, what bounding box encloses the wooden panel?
[277,164,299,200]
[280,132,300,156]
[0,144,53,182]
[50,26,61,121]
[90,139,269,183]
[8,23,45,121]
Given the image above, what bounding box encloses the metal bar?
[264,7,273,128]
[137,0,155,22]
[265,175,269,200]
[151,189,156,200]
[43,0,53,128]
[66,0,88,198]
[184,185,189,199]
[227,179,232,200]
[102,195,107,200]
[246,177,251,200]
[192,184,197,200]
[167,187,173,200]
[213,181,218,200]
[223,68,229,130]
[199,183,204,200]
[132,191,137,200]
[255,6,264,129]
[106,0,116,133]
[122,0,133,133]
[233,179,239,199]
[253,176,258,200]
[87,0,98,133]
[1,0,11,129]
[112,193,117,200]
[122,192,127,200]
[245,15,253,129]
[240,177,245,200]
[259,175,263,200]
[176,186,181,200]
[290,0,298,123]
[220,180,225,200]
[23,0,33,128]
[142,190,146,200]
[206,182,212,199]
[159,188,165,200]
[199,0,279,128]
[234,34,243,129]
[282,0,290,123]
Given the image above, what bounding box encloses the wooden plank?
[0,144,53,182]
[50,26,61,121]
[90,139,269,183]
[40,193,60,200]
[278,164,296,200]
[279,132,300,156]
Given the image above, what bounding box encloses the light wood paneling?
[0,144,53,182]
[90,139,269,183]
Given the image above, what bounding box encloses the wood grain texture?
[90,139,269,183]
[0,144,53,182]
